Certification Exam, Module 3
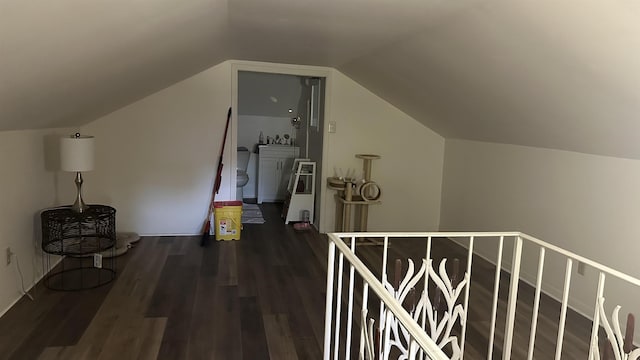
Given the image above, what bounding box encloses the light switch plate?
[328,121,336,133]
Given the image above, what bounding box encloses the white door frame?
[230,60,333,233]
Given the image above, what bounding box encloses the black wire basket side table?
[41,205,116,291]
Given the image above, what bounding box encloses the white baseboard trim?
[0,256,64,319]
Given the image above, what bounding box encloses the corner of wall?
[0,128,73,317]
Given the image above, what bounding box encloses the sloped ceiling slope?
[340,1,640,159]
[0,0,228,130]
[3,0,640,159]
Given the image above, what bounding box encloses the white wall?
[441,139,640,320]
[322,71,445,232]
[81,62,232,235]
[0,128,70,316]
[237,115,295,150]
[80,60,445,235]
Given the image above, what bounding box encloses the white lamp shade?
[60,135,95,172]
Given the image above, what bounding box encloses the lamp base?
[72,172,89,213]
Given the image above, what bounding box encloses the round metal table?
[41,205,116,290]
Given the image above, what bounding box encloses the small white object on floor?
[93,232,141,258]
[115,232,140,254]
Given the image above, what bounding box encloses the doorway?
[234,68,326,228]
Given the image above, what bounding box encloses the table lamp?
[60,133,95,213]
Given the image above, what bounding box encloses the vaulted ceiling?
[3,0,640,159]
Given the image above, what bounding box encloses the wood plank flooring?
[0,204,328,359]
[0,204,599,359]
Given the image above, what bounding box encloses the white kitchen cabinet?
[258,145,299,203]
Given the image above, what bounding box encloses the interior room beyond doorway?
[236,70,325,227]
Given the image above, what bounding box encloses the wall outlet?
[93,253,102,269]
[577,261,586,276]
[6,247,13,266]
[328,121,337,133]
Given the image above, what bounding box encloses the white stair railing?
[324,232,640,360]
[323,235,449,360]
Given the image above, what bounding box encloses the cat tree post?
[355,154,380,231]
[327,154,382,232]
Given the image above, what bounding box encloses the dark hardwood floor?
[0,204,598,359]
[0,204,328,359]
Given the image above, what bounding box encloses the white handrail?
[555,259,573,360]
[333,231,640,287]
[527,247,545,360]
[502,235,522,360]
[327,233,449,359]
[487,235,504,360]
[323,242,336,360]
[325,231,640,360]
